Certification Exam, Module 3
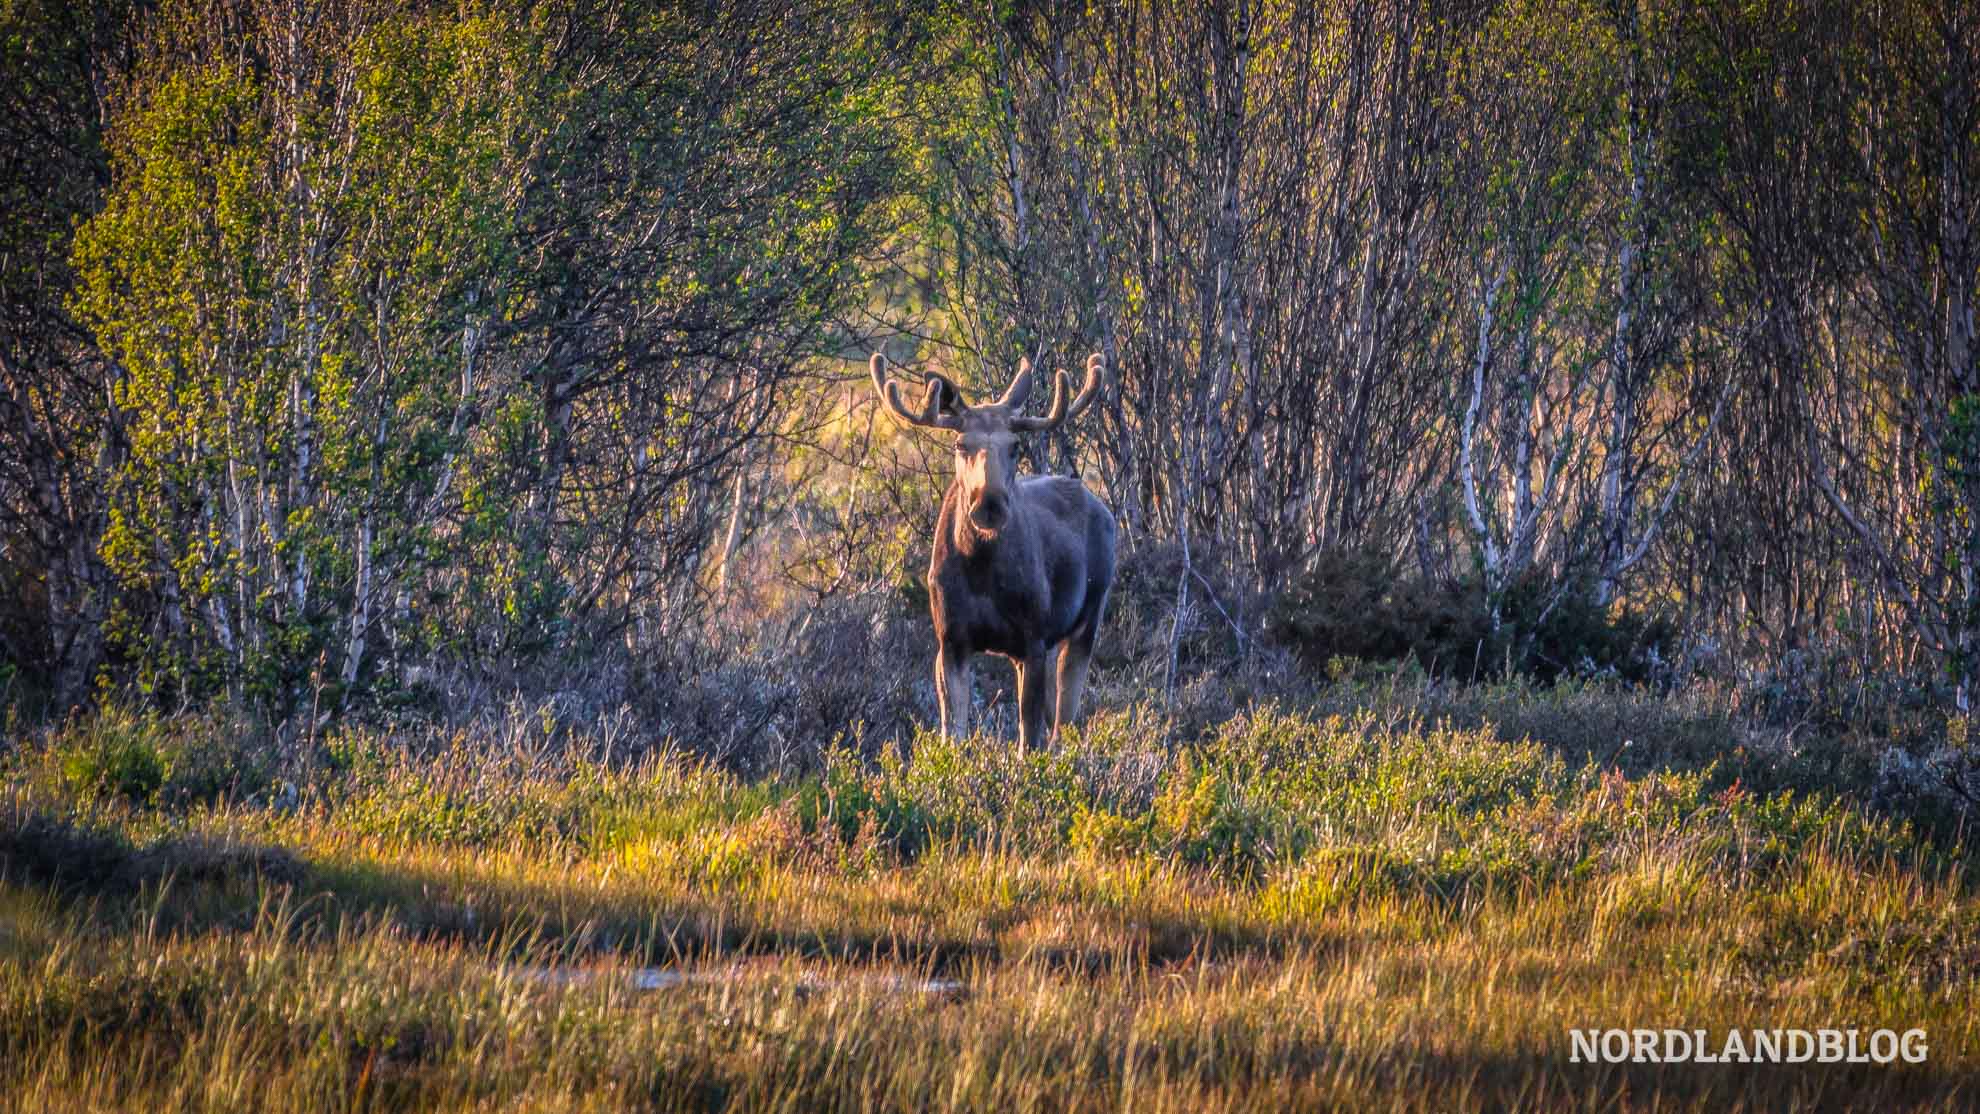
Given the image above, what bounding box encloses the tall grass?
[1,692,1973,1111]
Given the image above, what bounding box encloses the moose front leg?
[1015,641,1053,752]
[936,642,972,739]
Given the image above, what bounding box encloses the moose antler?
[994,356,1036,410]
[1011,353,1104,432]
[870,353,964,431]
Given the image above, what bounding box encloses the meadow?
[6,0,1980,1108]
[2,681,1973,1112]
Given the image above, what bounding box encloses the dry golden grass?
[1,698,1974,1110]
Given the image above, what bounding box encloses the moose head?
[871,352,1103,538]
[870,351,1115,751]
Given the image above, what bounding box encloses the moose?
[870,351,1117,751]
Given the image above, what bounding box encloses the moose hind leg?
[936,644,972,739]
[1054,625,1096,731]
[1055,580,1108,731]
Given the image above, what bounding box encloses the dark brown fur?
[872,353,1115,749]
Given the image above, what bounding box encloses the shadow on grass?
[0,804,304,895]
[0,802,1340,979]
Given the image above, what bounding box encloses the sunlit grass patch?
[1,695,1974,1111]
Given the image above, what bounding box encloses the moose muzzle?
[969,490,1009,534]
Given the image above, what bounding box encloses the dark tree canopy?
[1,0,1975,718]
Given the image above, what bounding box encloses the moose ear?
[923,373,967,418]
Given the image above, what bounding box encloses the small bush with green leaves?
[58,722,165,805]
[40,704,268,808]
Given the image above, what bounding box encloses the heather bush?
[1264,547,1678,684]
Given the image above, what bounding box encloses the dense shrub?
[1264,549,1676,683]
[57,720,163,805]
[636,591,934,774]
[1264,548,1479,674]
[35,704,271,808]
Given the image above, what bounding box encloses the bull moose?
[870,351,1117,751]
